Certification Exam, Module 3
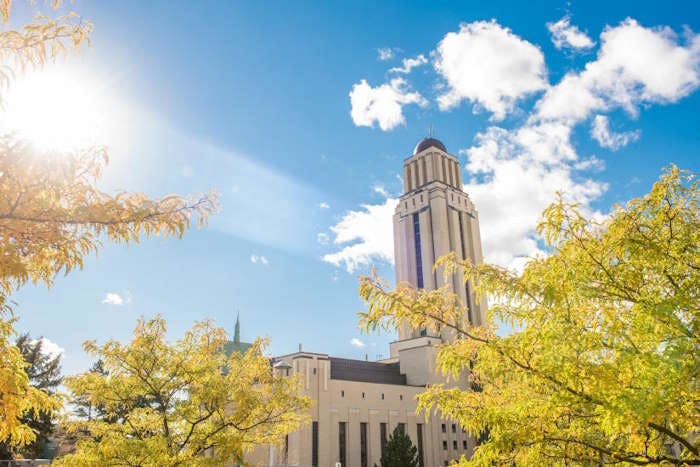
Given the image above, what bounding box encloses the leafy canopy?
[0,0,217,449]
[56,317,312,467]
[359,166,699,465]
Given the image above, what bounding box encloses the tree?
[55,316,311,466]
[72,360,109,422]
[359,166,699,466]
[0,0,217,450]
[380,425,419,467]
[0,334,62,459]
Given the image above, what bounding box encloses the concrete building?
[246,137,487,467]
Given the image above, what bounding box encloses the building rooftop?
[413,137,447,155]
[330,357,407,386]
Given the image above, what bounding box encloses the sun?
[0,67,106,152]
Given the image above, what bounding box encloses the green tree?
[359,166,699,465]
[380,425,419,467]
[0,334,62,459]
[55,316,311,466]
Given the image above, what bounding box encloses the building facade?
[246,137,486,467]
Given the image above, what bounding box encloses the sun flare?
[0,67,107,152]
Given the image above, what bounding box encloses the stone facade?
[245,138,486,467]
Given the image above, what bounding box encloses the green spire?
[234,312,240,344]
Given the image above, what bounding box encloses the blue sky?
[7,0,700,374]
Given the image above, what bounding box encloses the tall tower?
[393,137,487,344]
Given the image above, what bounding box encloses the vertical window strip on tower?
[457,211,474,325]
[413,212,423,289]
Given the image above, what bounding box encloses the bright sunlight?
[0,67,107,152]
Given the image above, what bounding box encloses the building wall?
[243,141,486,467]
[394,146,487,338]
[245,352,474,467]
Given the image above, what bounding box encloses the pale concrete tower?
[389,137,487,385]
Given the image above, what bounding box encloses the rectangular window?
[453,440,458,450]
[416,423,425,467]
[360,422,368,467]
[312,421,319,467]
[441,423,446,433]
[442,440,448,450]
[451,424,456,433]
[463,440,468,450]
[339,422,347,467]
[380,422,388,457]
[413,212,423,288]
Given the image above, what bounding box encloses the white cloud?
[390,54,428,74]
[377,47,395,61]
[590,115,640,150]
[547,16,595,51]
[463,125,606,268]
[574,155,606,171]
[250,255,269,266]
[434,20,547,120]
[536,19,700,123]
[102,292,126,306]
[372,184,390,198]
[319,201,330,209]
[337,18,700,273]
[317,232,330,245]
[350,338,366,348]
[33,337,64,358]
[349,78,428,131]
[323,197,398,273]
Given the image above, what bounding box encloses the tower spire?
[234,312,240,344]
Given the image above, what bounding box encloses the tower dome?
[413,137,447,155]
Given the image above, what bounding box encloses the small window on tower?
[442,441,448,450]
[441,423,446,433]
[381,393,385,400]
[463,440,467,449]
[452,424,456,433]
[453,440,458,450]
[313,368,317,375]
[341,390,344,398]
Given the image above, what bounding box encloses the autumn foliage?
[360,166,699,465]
[0,0,216,450]
[55,317,311,466]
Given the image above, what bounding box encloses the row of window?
[442,439,469,451]
[339,390,403,401]
[312,421,425,467]
[441,422,466,434]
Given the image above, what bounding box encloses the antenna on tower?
[428,124,434,138]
